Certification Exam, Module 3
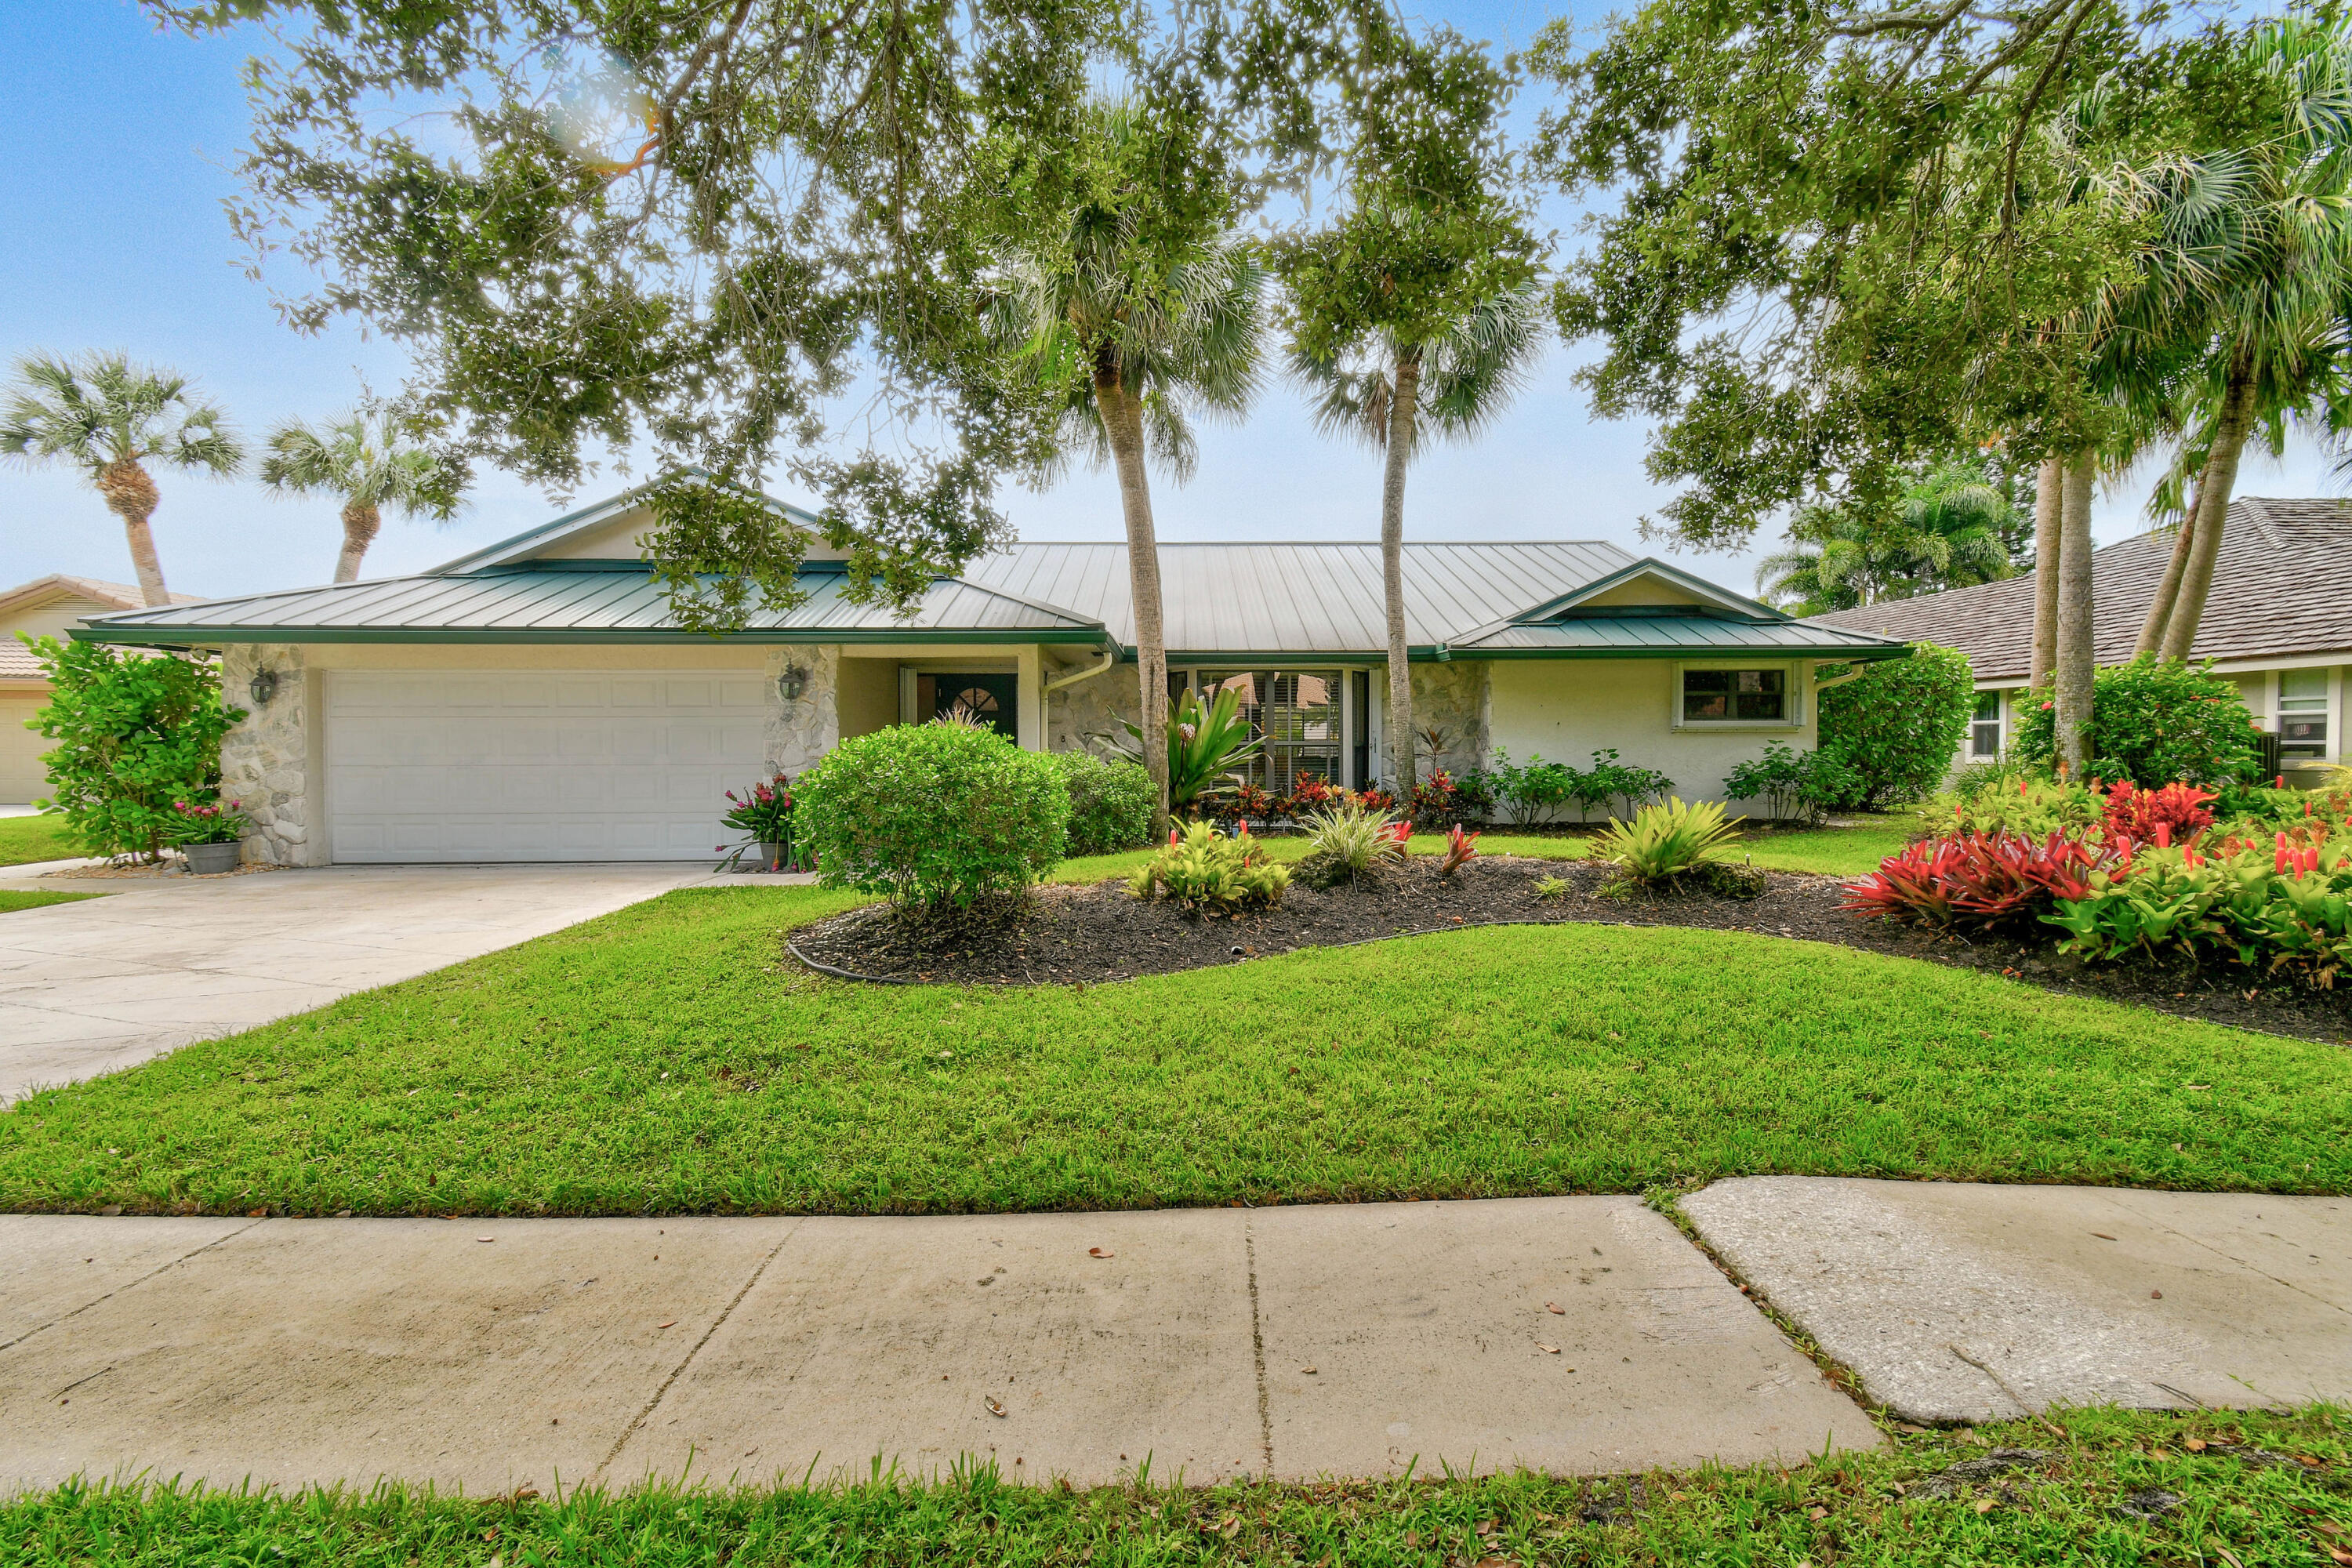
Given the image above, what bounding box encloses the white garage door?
[326,670,769,862]
[1,693,51,804]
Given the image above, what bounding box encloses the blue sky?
[0,0,2336,602]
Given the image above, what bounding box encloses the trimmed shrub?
[1722,743,1862,822]
[1817,642,1974,809]
[22,635,242,861]
[1048,751,1155,857]
[793,723,1069,907]
[2009,657,2262,789]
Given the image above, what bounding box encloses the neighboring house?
[0,575,201,804]
[74,485,1904,864]
[1809,497,2351,787]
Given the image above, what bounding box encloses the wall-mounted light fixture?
[776,663,808,702]
[248,668,281,707]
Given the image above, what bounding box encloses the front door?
[931,672,1018,739]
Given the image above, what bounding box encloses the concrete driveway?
[0,863,722,1102]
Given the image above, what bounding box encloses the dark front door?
[932,673,1018,739]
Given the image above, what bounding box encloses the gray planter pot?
[183,840,243,875]
[758,841,789,872]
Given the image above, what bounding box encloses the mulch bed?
[786,856,2352,1045]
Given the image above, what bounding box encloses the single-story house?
[72,485,1906,863]
[2,575,201,804]
[1808,496,2351,786]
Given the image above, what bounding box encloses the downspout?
[1044,641,1118,694]
[1810,661,1867,693]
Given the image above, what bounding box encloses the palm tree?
[1288,261,1547,789]
[260,410,466,582]
[0,352,242,605]
[1756,459,2019,613]
[989,105,1265,837]
[2128,14,2352,660]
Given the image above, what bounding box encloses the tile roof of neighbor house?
[1806,497,2352,681]
[0,575,202,679]
[73,484,1908,660]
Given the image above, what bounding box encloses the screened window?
[2280,668,2331,758]
[1682,667,1788,724]
[1970,691,2003,758]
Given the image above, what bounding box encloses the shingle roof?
[1806,497,2352,681]
[0,575,201,678]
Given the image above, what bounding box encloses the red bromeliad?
[1439,823,1479,877]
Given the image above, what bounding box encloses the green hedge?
[793,723,1069,907]
[1817,642,1975,811]
[2010,657,2262,789]
[20,635,241,860]
[1048,750,1156,857]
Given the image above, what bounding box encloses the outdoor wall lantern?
[776,664,808,702]
[248,668,281,707]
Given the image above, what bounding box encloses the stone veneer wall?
[1047,661,1138,755]
[764,644,842,776]
[219,643,316,866]
[1409,660,1490,779]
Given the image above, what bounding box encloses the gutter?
[1044,642,1119,694]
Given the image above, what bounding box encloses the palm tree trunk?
[1382,353,1421,793]
[2028,457,2062,690]
[94,456,170,607]
[2053,452,2097,779]
[2133,488,2198,658]
[2158,360,2257,665]
[335,499,383,583]
[1094,364,1172,840]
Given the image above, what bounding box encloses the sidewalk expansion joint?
[595,1219,805,1482]
[1243,1219,1274,1474]
[0,1215,268,1356]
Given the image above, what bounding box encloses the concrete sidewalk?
[0,1199,1873,1496]
[0,862,724,1102]
[5,1184,2347,1497]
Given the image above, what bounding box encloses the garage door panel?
[327,670,766,862]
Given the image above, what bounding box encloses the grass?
[0,889,100,913]
[5,884,2347,1218]
[0,813,74,867]
[2,1406,2345,1564]
[1053,815,1916,885]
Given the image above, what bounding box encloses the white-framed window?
[1674,662,1800,728]
[2279,667,2331,759]
[1969,690,2004,758]
[1170,666,1361,789]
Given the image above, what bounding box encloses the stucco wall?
[1483,659,1820,814]
[836,655,899,739]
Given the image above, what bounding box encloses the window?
[1681,666,1788,724]
[1181,669,1344,792]
[2280,668,2331,759]
[1970,691,2003,758]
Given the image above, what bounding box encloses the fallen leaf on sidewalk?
[477,1236,495,1243]
[655,1320,677,1330]
[985,1396,1007,1417]
[2091,1232,2118,1241]
[1545,1302,1565,1314]
[1537,1344,1560,1355]
[1088,1247,1114,1258]
[1300,1367,1318,1375]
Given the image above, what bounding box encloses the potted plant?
[716,776,795,872]
[168,798,249,874]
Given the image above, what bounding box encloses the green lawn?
[4,1406,2344,1565]
[0,890,100,914]
[0,814,74,867]
[5,883,2344,1218]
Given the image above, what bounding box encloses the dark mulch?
[786,855,2352,1045]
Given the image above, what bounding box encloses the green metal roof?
[1455,612,1911,660]
[74,564,1108,648]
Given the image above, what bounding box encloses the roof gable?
[429,477,829,573]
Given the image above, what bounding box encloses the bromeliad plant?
[716,776,795,872]
[1597,797,1741,884]
[2042,832,2352,987]
[1109,687,1265,816]
[1292,797,1410,889]
[165,797,248,846]
[1127,821,1291,913]
[1437,823,1479,877]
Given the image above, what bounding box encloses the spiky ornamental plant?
[1271,26,1543,793]
[988,102,1265,840]
[260,409,467,582]
[0,352,242,605]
